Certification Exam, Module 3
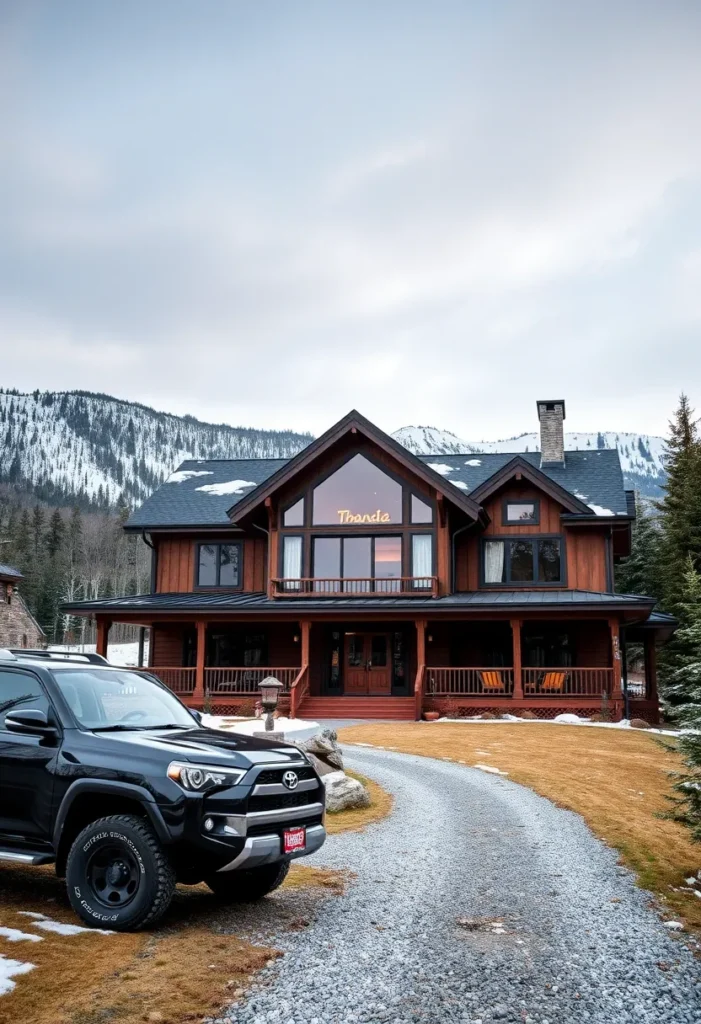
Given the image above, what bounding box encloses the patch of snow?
[17,912,113,937]
[588,504,615,516]
[465,459,482,467]
[49,641,149,667]
[574,492,589,501]
[0,955,34,995]
[553,713,587,725]
[166,469,213,483]
[664,920,684,931]
[473,764,508,775]
[195,479,258,496]
[449,479,468,490]
[209,716,321,744]
[0,927,42,943]
[427,463,454,476]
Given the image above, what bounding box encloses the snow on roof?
[428,463,454,475]
[587,503,614,516]
[166,469,213,483]
[195,479,258,496]
[465,459,482,467]
[450,479,468,490]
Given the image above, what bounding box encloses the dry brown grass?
[0,859,346,1024]
[325,771,394,834]
[338,722,701,935]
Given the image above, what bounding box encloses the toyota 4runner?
[0,649,326,930]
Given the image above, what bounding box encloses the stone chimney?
[537,400,566,467]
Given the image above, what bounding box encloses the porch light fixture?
[259,676,284,731]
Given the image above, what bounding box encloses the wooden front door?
[343,633,392,695]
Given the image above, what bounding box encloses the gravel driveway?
[219,745,701,1024]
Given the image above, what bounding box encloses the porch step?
[298,697,416,721]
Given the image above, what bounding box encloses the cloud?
[1,0,700,437]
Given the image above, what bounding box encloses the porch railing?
[146,667,196,694]
[204,667,299,693]
[271,577,438,597]
[425,667,515,695]
[523,667,614,696]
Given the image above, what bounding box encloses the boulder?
[304,751,338,777]
[302,728,344,771]
[630,718,652,729]
[323,771,371,812]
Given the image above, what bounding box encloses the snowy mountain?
[0,390,312,507]
[0,390,667,508]
[394,426,667,497]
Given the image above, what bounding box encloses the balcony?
[271,576,438,598]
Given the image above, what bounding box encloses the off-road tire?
[66,814,176,931]
[205,861,290,903]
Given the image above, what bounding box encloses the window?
[197,543,242,588]
[52,668,194,730]
[0,670,50,729]
[374,536,402,592]
[311,535,403,592]
[503,500,539,525]
[282,536,303,590]
[411,534,433,587]
[483,537,563,585]
[283,498,305,527]
[411,495,433,524]
[312,454,402,525]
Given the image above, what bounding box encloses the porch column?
[137,626,146,668]
[644,631,658,706]
[95,617,111,658]
[609,618,623,701]
[415,619,427,721]
[194,621,206,706]
[510,618,523,699]
[291,620,311,719]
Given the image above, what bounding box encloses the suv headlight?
[167,761,246,791]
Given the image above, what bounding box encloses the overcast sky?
[2,1,700,441]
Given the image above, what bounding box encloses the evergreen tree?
[615,494,662,598]
[665,561,701,841]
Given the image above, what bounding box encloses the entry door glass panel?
[370,635,387,667]
[347,635,364,667]
[343,537,372,593]
[374,536,402,592]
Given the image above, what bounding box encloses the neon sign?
[337,509,392,525]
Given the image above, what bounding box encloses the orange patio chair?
[541,671,567,693]
[480,670,505,693]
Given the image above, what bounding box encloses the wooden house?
[63,401,671,722]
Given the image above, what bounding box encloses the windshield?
[51,668,197,730]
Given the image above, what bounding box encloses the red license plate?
[283,827,306,854]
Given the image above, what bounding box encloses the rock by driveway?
[218,746,701,1024]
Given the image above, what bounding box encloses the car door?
[0,668,58,841]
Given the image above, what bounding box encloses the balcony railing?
[271,576,438,597]
[146,667,196,694]
[425,667,515,695]
[523,667,614,696]
[204,666,299,693]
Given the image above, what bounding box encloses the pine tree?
[665,561,701,840]
[616,494,662,598]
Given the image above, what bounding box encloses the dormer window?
[503,500,539,525]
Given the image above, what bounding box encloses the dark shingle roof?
[127,459,288,529]
[126,448,630,529]
[0,564,23,580]
[63,589,654,616]
[416,450,629,516]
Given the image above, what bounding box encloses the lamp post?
[259,676,283,732]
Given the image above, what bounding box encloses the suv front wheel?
[205,861,290,902]
[66,814,176,931]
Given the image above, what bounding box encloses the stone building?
[0,564,46,649]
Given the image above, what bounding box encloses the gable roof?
[125,417,631,530]
[0,563,24,580]
[223,409,484,525]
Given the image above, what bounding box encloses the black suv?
[0,649,325,931]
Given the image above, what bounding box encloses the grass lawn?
[0,773,392,1024]
[338,722,701,937]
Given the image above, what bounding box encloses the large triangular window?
[312,454,403,526]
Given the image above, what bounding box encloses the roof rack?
[6,649,111,666]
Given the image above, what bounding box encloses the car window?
[0,669,50,729]
[50,668,196,730]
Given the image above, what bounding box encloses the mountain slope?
[0,390,667,507]
[394,426,667,497]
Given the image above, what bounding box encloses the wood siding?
[155,535,267,593]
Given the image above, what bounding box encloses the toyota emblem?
[282,770,299,790]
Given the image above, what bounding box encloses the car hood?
[84,726,305,767]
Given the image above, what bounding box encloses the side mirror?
[190,709,203,726]
[5,708,57,738]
